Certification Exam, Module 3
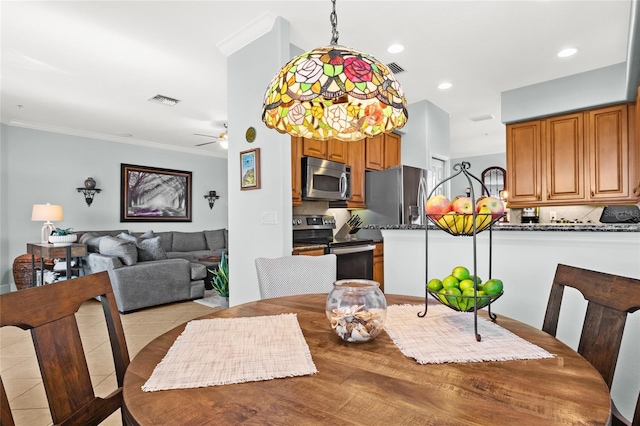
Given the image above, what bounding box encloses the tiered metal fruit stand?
[418,162,504,341]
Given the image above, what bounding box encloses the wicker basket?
[12,254,54,290]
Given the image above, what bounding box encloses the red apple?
[476,196,505,219]
[451,196,474,214]
[425,195,451,219]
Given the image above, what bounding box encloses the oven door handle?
[330,245,376,255]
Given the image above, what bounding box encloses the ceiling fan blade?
[195,141,217,146]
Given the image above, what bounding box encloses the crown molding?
[7,120,227,159]
[216,12,277,57]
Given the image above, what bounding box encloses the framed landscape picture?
[121,164,192,222]
[240,148,261,190]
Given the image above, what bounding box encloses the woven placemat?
[384,304,554,364]
[142,313,317,392]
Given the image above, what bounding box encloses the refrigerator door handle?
[417,176,427,225]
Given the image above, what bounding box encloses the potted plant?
[49,228,78,246]
[209,252,229,308]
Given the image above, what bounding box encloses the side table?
[26,243,88,284]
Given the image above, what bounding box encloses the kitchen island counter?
[379,227,639,420]
[364,222,640,232]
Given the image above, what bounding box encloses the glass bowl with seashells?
[325,279,387,343]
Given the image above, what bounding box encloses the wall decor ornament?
[77,177,101,206]
[261,0,408,142]
[240,148,261,191]
[204,190,220,209]
[120,164,192,222]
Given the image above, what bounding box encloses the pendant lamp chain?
[330,0,339,45]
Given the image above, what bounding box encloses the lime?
[451,266,470,281]
[469,275,483,287]
[427,278,443,292]
[438,288,449,304]
[445,287,462,308]
[442,275,460,289]
[483,278,504,295]
[459,279,475,292]
[476,290,489,307]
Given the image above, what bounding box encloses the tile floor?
[1,298,220,426]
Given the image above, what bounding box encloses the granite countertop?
[363,223,640,232]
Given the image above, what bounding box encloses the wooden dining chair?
[542,264,640,426]
[255,254,337,299]
[0,271,130,426]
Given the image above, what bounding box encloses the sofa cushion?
[154,232,173,252]
[79,232,104,253]
[166,252,197,261]
[172,232,207,252]
[204,229,226,251]
[99,236,138,266]
[137,237,168,262]
[190,263,207,280]
[117,232,167,262]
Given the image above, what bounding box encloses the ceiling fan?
[194,123,228,149]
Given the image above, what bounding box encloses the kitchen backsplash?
[293,201,351,235]
[509,202,640,224]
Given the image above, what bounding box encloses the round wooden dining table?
[122,294,611,425]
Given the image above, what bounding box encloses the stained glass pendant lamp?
[262,0,408,142]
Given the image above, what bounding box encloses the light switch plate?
[550,211,557,221]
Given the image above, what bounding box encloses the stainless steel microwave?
[302,157,351,201]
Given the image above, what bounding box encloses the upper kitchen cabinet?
[329,139,366,209]
[506,103,639,207]
[587,105,631,202]
[506,120,543,204]
[292,137,303,206]
[365,132,401,171]
[302,138,347,163]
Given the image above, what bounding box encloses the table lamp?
[31,203,63,243]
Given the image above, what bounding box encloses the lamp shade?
[262,45,408,142]
[31,204,63,221]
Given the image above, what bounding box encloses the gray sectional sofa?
[78,229,227,313]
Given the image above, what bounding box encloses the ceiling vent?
[386,62,405,74]
[469,114,495,122]
[148,94,180,106]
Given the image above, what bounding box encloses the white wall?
[226,17,292,306]
[0,124,228,292]
[400,99,451,171]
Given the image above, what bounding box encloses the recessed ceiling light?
[438,82,452,90]
[387,44,404,54]
[557,48,578,58]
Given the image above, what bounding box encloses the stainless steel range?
[292,214,375,280]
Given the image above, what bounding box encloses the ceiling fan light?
[219,139,228,149]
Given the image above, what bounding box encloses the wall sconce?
[204,191,220,209]
[76,177,101,207]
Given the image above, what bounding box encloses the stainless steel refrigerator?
[358,165,434,227]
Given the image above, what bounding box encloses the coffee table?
[198,255,221,263]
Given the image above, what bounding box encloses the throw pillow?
[117,232,138,243]
[79,232,104,253]
[204,229,225,250]
[139,230,155,239]
[99,236,138,266]
[137,237,168,262]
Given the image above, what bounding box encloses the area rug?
[193,290,224,308]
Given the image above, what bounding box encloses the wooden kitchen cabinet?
[545,112,586,203]
[302,138,347,163]
[365,133,401,171]
[373,242,384,292]
[506,120,543,204]
[329,139,366,209]
[587,104,631,202]
[292,247,326,256]
[292,137,303,206]
[506,103,639,207]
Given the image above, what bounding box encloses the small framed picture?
[240,148,261,191]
